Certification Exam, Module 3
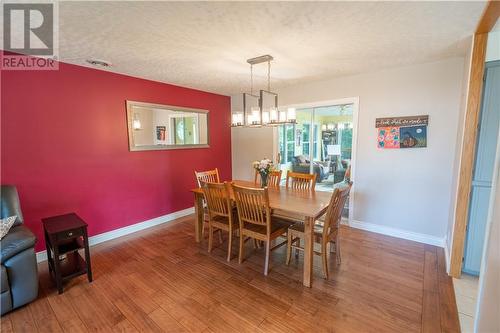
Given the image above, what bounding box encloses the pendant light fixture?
[231,55,296,127]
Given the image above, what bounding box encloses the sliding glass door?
[278,124,296,164]
[278,104,354,193]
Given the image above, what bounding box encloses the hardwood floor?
[1,215,460,332]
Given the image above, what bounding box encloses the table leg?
[303,216,314,287]
[51,237,63,294]
[194,193,204,243]
[44,230,53,273]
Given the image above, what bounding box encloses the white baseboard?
[348,219,445,248]
[36,207,195,263]
[444,238,451,273]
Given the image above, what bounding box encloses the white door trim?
[280,97,360,225]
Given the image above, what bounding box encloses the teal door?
[463,61,500,275]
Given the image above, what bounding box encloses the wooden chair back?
[322,183,352,240]
[200,181,232,219]
[268,170,282,187]
[254,170,282,187]
[195,168,220,187]
[285,171,316,191]
[232,184,271,232]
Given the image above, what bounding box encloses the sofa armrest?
[0,225,36,264]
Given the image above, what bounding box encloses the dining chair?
[201,181,238,262]
[286,183,351,279]
[254,170,283,187]
[194,168,220,187]
[285,171,317,191]
[232,183,290,275]
[194,168,220,237]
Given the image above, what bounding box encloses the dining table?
[190,179,333,287]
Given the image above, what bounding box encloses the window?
[302,124,310,155]
[340,127,352,160]
[174,118,184,144]
[302,124,319,160]
[312,124,318,159]
[279,124,295,163]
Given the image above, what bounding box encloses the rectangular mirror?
[126,101,209,151]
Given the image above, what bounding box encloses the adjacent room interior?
[1,1,499,333]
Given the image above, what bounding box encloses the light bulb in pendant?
[287,108,296,123]
[269,107,278,123]
[132,113,142,130]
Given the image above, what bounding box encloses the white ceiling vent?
[86,58,112,68]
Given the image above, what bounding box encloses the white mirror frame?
[126,100,210,152]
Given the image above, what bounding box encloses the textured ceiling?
[57,1,486,95]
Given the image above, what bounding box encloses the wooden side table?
[42,213,92,294]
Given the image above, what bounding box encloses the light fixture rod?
[247,55,274,65]
[250,64,254,95]
[267,60,271,91]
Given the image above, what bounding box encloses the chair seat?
[243,218,290,237]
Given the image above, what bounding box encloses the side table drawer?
[56,227,84,241]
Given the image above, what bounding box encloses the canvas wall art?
[375,115,428,149]
[400,125,427,148]
[377,127,400,149]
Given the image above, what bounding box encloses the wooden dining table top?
[191,179,333,219]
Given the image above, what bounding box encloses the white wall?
[231,93,279,181]
[231,127,277,181]
[232,58,467,243]
[486,31,500,62]
[485,20,500,62]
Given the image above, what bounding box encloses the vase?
[260,172,268,188]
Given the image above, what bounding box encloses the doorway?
[462,60,500,276]
[277,98,359,220]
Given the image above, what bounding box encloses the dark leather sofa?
[0,186,38,315]
[291,155,330,183]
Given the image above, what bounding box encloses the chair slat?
[285,171,316,191]
[255,170,282,187]
[195,168,220,187]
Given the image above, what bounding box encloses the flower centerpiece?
[252,158,274,188]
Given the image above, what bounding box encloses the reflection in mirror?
[127,101,209,151]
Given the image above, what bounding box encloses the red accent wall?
[1,60,231,251]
